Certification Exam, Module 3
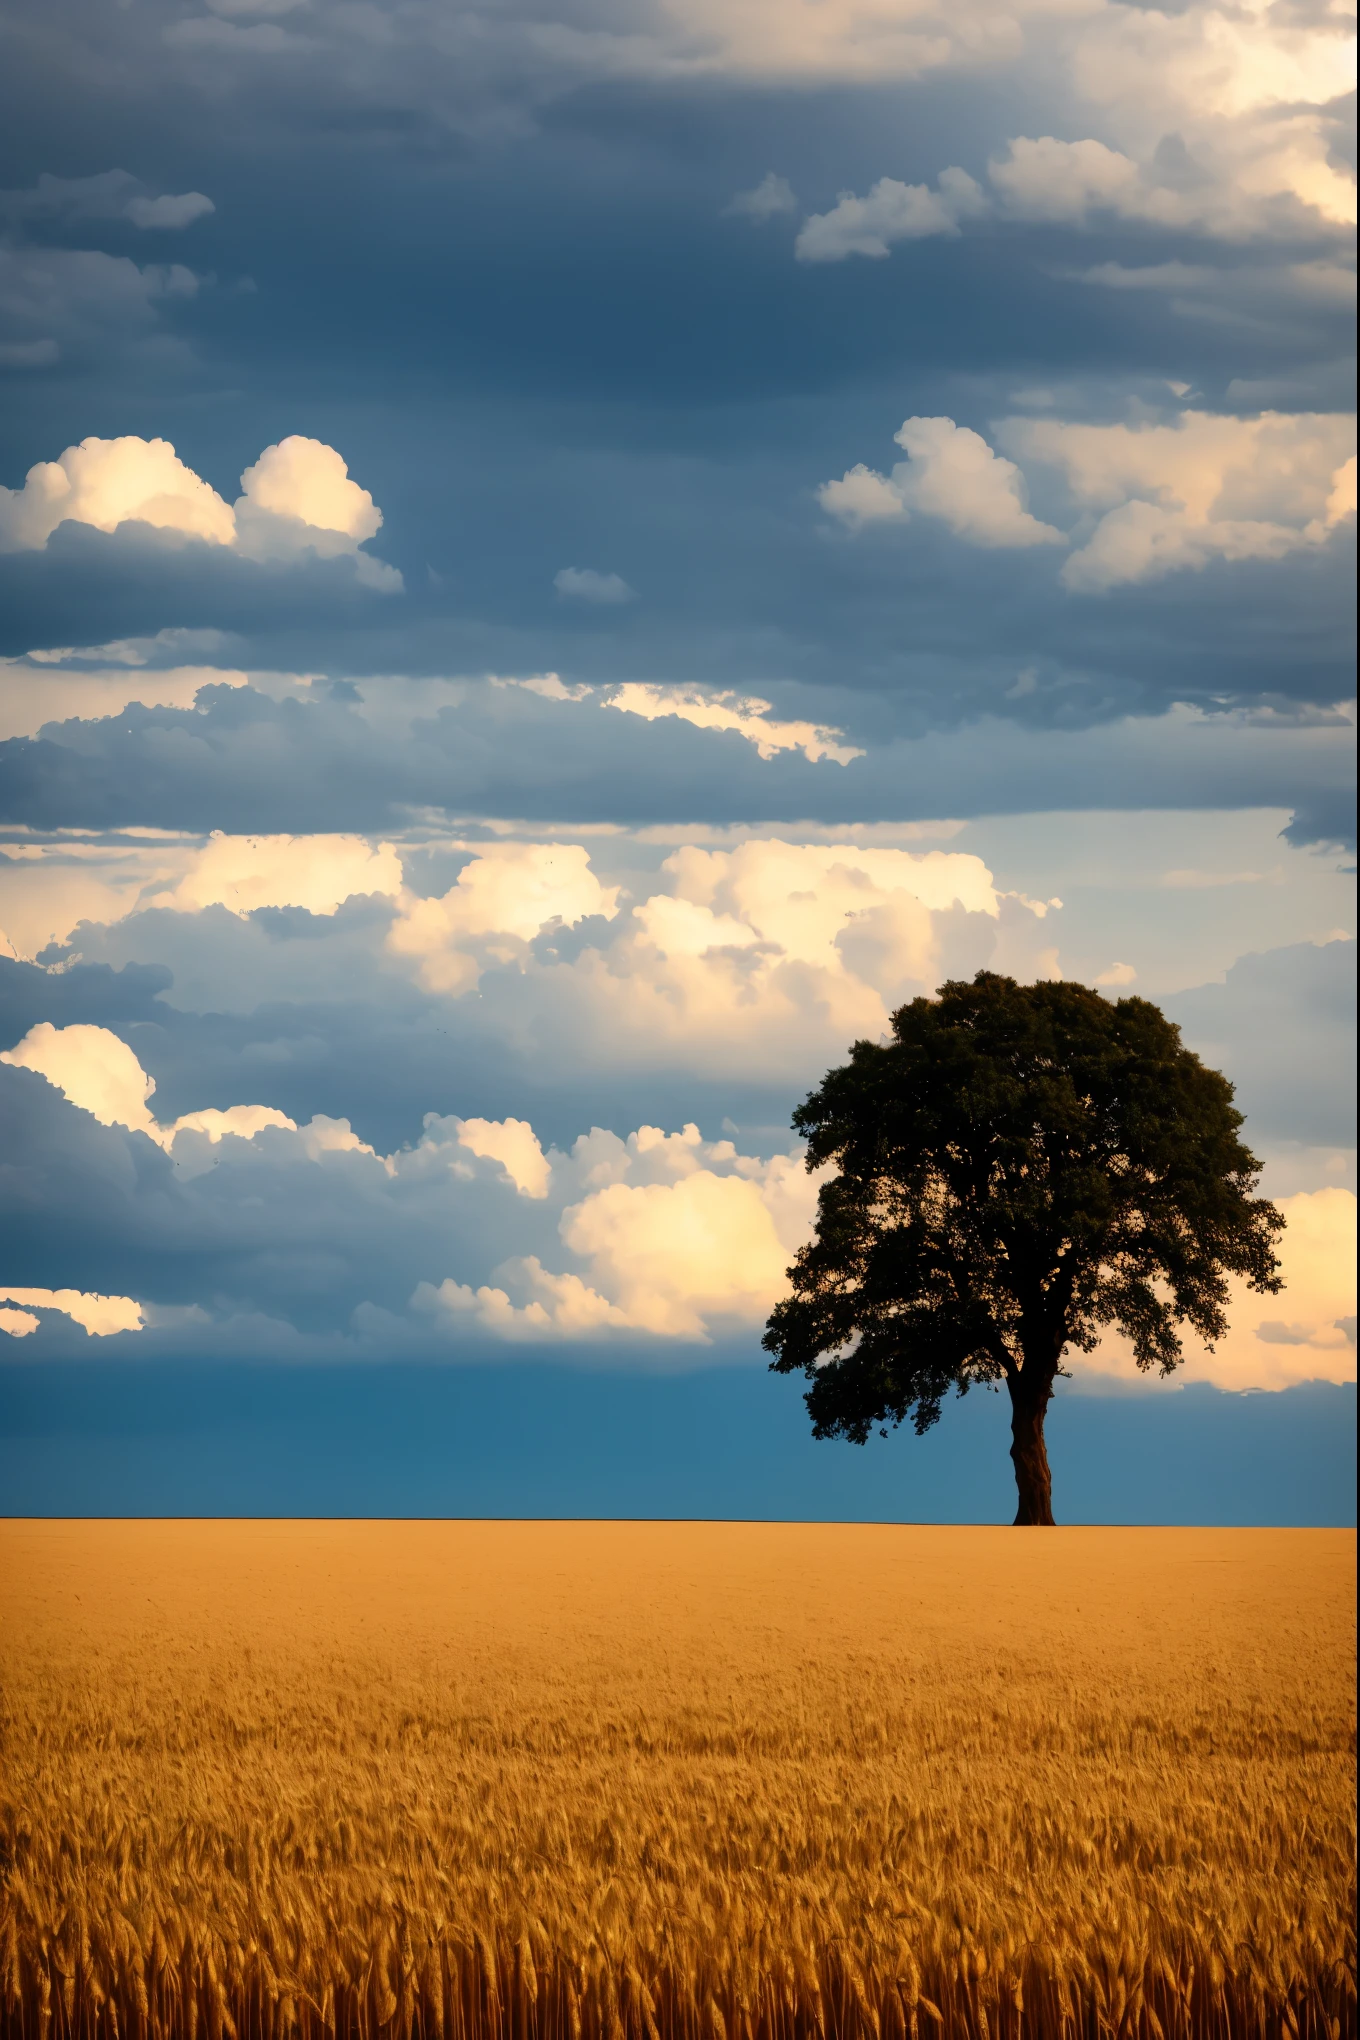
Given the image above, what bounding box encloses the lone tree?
[764,972,1284,1525]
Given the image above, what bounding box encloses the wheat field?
[0,1521,1353,2040]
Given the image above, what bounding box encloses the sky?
[0,0,1355,1521]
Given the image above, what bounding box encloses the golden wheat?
[0,1522,1353,2040]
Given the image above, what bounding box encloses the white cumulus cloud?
[151,831,403,917]
[0,435,236,552]
[388,842,622,994]
[382,835,1013,1074]
[795,168,985,260]
[1004,409,1357,590]
[988,137,1178,225]
[414,1121,823,1343]
[23,831,1056,1089]
[454,1116,553,1198]
[2,1020,160,1134]
[821,408,1356,586]
[0,1021,377,1183]
[816,464,907,529]
[233,435,388,578]
[0,433,401,586]
[776,0,1355,268]
[820,416,1064,548]
[890,417,1065,547]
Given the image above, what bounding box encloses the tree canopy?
[763,972,1284,1523]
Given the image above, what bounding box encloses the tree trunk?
[1008,1376,1056,1526]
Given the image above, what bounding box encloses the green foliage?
[764,972,1284,1443]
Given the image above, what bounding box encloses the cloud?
[554,567,635,604]
[890,418,1066,548]
[0,1019,361,1172]
[784,0,1356,270]
[821,409,1356,587]
[1166,938,1356,1150]
[0,824,402,961]
[234,436,387,573]
[23,627,236,668]
[605,684,862,765]
[388,836,1015,1084]
[413,1263,629,1342]
[0,0,1351,1418]
[410,1121,818,1346]
[10,812,1345,1200]
[987,137,1180,227]
[170,1104,298,1144]
[0,1285,143,1335]
[3,1007,1349,1366]
[0,171,214,230]
[484,0,1016,90]
[0,436,235,553]
[795,169,984,261]
[556,1145,811,1337]
[796,107,1354,268]
[454,1115,552,1197]
[0,663,250,742]
[0,1037,823,1352]
[388,841,621,993]
[2,829,1037,1103]
[380,835,1017,1085]
[1078,1188,1356,1390]
[815,465,907,529]
[2,1019,159,1133]
[1004,410,1358,591]
[0,822,1350,1365]
[152,830,403,916]
[796,0,1356,253]
[0,246,202,371]
[1,681,1352,854]
[0,435,401,586]
[724,173,797,223]
[1065,6,1357,233]
[241,441,382,538]
[127,193,216,230]
[820,417,1064,548]
[110,0,1345,115]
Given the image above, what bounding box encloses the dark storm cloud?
[0,0,1352,743]
[1,681,1353,846]
[1,409,1351,728]
[0,1059,787,1365]
[0,952,172,1040]
[0,934,802,1158]
[0,1057,552,1330]
[0,524,401,653]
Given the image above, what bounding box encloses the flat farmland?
[0,1522,1354,2040]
